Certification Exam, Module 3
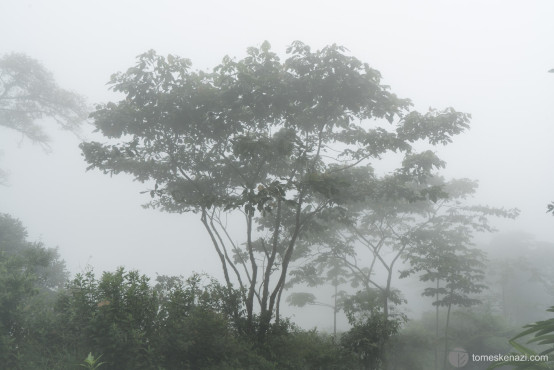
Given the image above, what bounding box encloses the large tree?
[0,53,88,146]
[80,41,471,339]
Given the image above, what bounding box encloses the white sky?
[1,0,553,330]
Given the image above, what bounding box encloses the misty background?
[1,0,553,332]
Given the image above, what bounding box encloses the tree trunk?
[443,300,452,370]
[435,278,440,370]
[200,209,241,325]
[333,281,338,340]
[276,280,284,324]
[245,210,257,334]
[263,192,304,339]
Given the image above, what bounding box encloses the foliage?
[0,253,363,369]
[80,353,106,369]
[337,290,405,370]
[290,176,516,310]
[342,290,405,326]
[151,273,252,369]
[6,260,366,369]
[53,269,253,369]
[0,53,88,146]
[257,319,357,369]
[402,241,487,310]
[53,267,159,369]
[285,175,515,369]
[397,196,513,370]
[53,267,354,369]
[2,242,531,369]
[0,213,67,368]
[341,313,402,370]
[81,41,473,339]
[489,306,554,369]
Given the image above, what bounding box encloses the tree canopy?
[81,41,473,339]
[0,53,88,146]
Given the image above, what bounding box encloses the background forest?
[1,1,554,369]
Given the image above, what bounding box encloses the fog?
[1,0,553,338]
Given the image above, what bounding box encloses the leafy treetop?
[0,53,88,147]
[80,41,472,337]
